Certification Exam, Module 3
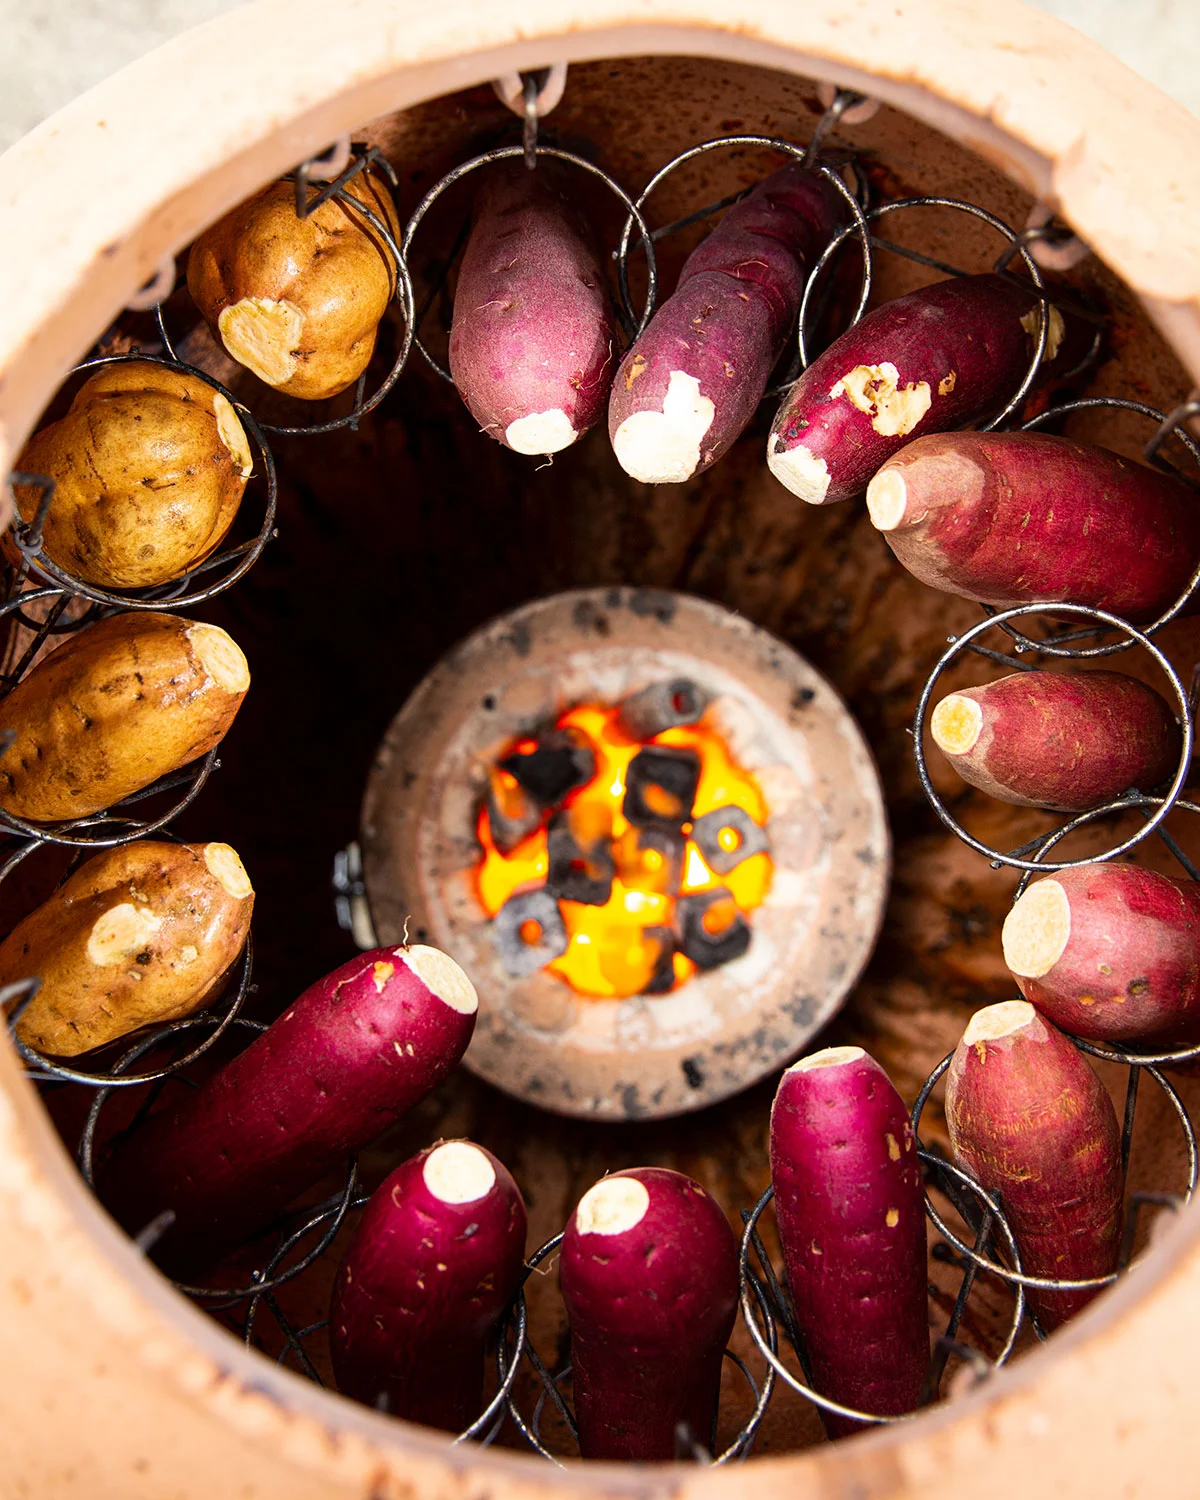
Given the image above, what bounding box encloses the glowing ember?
[475,701,773,998]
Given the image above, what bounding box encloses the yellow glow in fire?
[475,702,773,998]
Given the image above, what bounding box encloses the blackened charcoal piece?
[691,805,770,876]
[492,888,568,977]
[500,729,595,806]
[486,767,542,854]
[616,678,710,740]
[640,926,677,994]
[546,811,615,906]
[677,889,751,970]
[624,746,701,830]
[634,826,685,895]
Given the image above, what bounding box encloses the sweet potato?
[0,611,249,823]
[608,164,844,483]
[0,839,252,1057]
[99,944,477,1273]
[188,168,400,401]
[330,1140,527,1431]
[559,1167,738,1460]
[770,1046,928,1435]
[448,163,616,455]
[768,274,1063,505]
[866,431,1200,621]
[13,362,251,588]
[931,669,1180,811]
[1003,866,1200,1046]
[945,1000,1123,1329]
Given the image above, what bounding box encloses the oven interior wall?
[51,55,1200,1455]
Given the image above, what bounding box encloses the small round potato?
[0,610,250,823]
[187,168,401,401]
[13,361,252,589]
[0,840,254,1057]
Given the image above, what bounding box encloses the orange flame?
[475,703,773,998]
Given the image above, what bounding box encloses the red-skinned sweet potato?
[1003,866,1200,1046]
[559,1166,738,1460]
[449,163,616,455]
[99,944,477,1274]
[330,1140,527,1431]
[931,669,1181,811]
[608,164,844,484]
[768,274,1062,505]
[945,1000,1123,1329]
[770,1046,929,1435]
[866,431,1200,621]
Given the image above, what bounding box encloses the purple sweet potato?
[866,430,1200,622]
[99,944,477,1274]
[608,164,844,484]
[559,1166,738,1460]
[931,669,1181,811]
[770,1046,929,1436]
[330,1140,527,1431]
[945,1000,1123,1330]
[448,163,616,455]
[768,274,1064,505]
[1003,866,1200,1046]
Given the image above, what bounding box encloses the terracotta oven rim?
[1,1,1200,1495]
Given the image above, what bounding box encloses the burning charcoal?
[491,888,569,978]
[677,889,751,970]
[619,825,685,896]
[640,926,677,994]
[546,810,615,906]
[485,766,542,854]
[500,728,594,807]
[616,678,710,740]
[623,746,701,831]
[691,805,770,876]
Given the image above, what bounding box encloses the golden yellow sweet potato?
[13,362,252,589]
[0,611,249,823]
[0,840,254,1057]
[187,168,401,401]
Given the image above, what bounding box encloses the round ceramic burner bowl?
[3,1,1200,1497]
[361,588,888,1119]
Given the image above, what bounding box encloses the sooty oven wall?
[141,56,1200,1453]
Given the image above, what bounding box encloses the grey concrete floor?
[0,0,1196,153]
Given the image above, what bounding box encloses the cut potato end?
[1003,879,1072,978]
[612,370,715,483]
[401,943,478,1015]
[212,391,254,477]
[203,842,253,900]
[504,409,578,455]
[423,1141,496,1204]
[576,1175,650,1236]
[866,468,908,531]
[766,438,831,504]
[963,999,1038,1045]
[789,1045,866,1072]
[931,694,984,756]
[1021,304,1066,361]
[217,297,304,388]
[87,902,164,966]
[187,623,250,694]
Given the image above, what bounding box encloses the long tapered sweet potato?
[768,274,1064,505]
[330,1140,527,1431]
[608,164,844,484]
[559,1167,738,1460]
[945,1000,1123,1329]
[99,944,477,1273]
[448,163,617,456]
[866,431,1200,621]
[0,840,253,1057]
[1003,866,1200,1046]
[770,1046,928,1435]
[931,669,1181,811]
[0,611,249,823]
